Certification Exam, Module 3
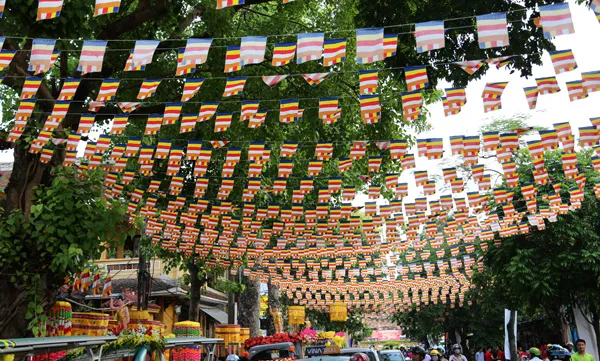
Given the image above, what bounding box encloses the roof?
[112,277,181,294]
[201,307,229,324]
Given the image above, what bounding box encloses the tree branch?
[97,0,167,40]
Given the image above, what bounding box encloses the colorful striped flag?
[118,102,141,113]
[249,110,267,128]
[453,60,484,75]
[359,94,381,124]
[110,114,128,135]
[482,82,508,99]
[483,98,502,113]
[198,102,219,122]
[241,100,260,121]
[163,102,182,124]
[94,0,121,16]
[318,97,339,120]
[77,114,95,134]
[180,114,197,133]
[442,97,460,117]
[356,28,384,64]
[181,78,204,102]
[240,36,267,66]
[262,75,288,87]
[487,56,514,69]
[181,38,212,68]
[176,47,195,76]
[383,33,398,58]
[523,86,539,110]
[137,79,161,99]
[539,3,574,38]
[145,114,162,135]
[280,99,299,123]
[549,49,577,74]
[359,70,378,94]
[0,0,5,18]
[124,51,146,71]
[445,87,467,107]
[21,77,42,100]
[29,39,56,74]
[297,32,324,64]
[535,76,560,95]
[272,42,296,66]
[404,66,429,91]
[0,50,16,71]
[214,112,233,132]
[223,77,247,97]
[15,99,36,121]
[224,46,241,73]
[592,0,600,22]
[401,91,423,121]
[302,73,330,87]
[78,40,107,75]
[566,80,587,102]
[96,79,120,101]
[582,71,600,93]
[476,13,509,49]
[323,38,346,66]
[37,0,63,20]
[101,273,112,297]
[414,21,445,53]
[131,40,160,68]
[58,78,81,101]
[216,0,244,9]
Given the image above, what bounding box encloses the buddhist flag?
[582,71,600,94]
[110,114,128,135]
[0,50,16,71]
[214,113,233,132]
[58,78,81,101]
[476,13,509,49]
[488,56,514,69]
[78,40,107,75]
[297,32,324,64]
[323,38,346,67]
[356,28,384,64]
[453,60,484,75]
[94,0,120,16]
[241,100,260,121]
[217,0,244,9]
[579,126,599,147]
[181,78,204,102]
[280,99,299,123]
[446,87,467,107]
[37,0,63,20]
[402,91,422,121]
[443,97,460,117]
[101,273,112,297]
[180,114,197,133]
[198,102,219,122]
[359,70,378,94]
[240,36,267,66]
[536,76,560,95]
[137,79,161,100]
[145,114,162,135]
[524,86,539,110]
[302,73,330,87]
[131,40,160,68]
[77,114,95,134]
[15,99,36,121]
[224,46,242,73]
[483,98,502,113]
[21,77,42,100]
[96,79,120,101]
[539,3,574,38]
[360,94,381,124]
[549,49,577,74]
[383,33,398,58]
[592,0,600,22]
[272,42,296,66]
[29,39,56,74]
[163,102,182,124]
[319,98,339,120]
[405,66,429,91]
[0,0,5,18]
[415,21,445,53]
[223,77,247,97]
[263,75,288,87]
[181,38,212,68]
[566,80,587,102]
[482,82,508,99]
[249,110,267,128]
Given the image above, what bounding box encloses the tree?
[0,166,128,337]
[266,278,281,335]
[239,276,261,337]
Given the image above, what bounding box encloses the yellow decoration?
[329,302,347,322]
[215,324,241,345]
[72,312,110,336]
[288,306,305,325]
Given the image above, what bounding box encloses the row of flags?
[68,270,112,297]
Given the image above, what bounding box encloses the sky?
[1,0,599,207]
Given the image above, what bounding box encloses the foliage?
[305,308,372,341]
[213,278,246,294]
[0,166,128,335]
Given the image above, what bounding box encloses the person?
[566,343,575,356]
[350,354,370,361]
[498,346,506,361]
[438,348,448,361]
[226,355,239,361]
[450,344,468,361]
[571,339,594,361]
[411,346,428,361]
[486,347,495,361]
[529,347,543,361]
[431,350,442,361]
[476,348,485,361]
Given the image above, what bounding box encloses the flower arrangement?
[298,329,317,344]
[244,333,301,349]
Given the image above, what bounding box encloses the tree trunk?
[0,279,29,338]
[592,310,600,356]
[238,276,261,337]
[508,310,518,361]
[188,261,202,322]
[266,279,281,335]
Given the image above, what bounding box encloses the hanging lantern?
[329,302,348,322]
[288,306,306,325]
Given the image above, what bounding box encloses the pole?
[228,268,235,324]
